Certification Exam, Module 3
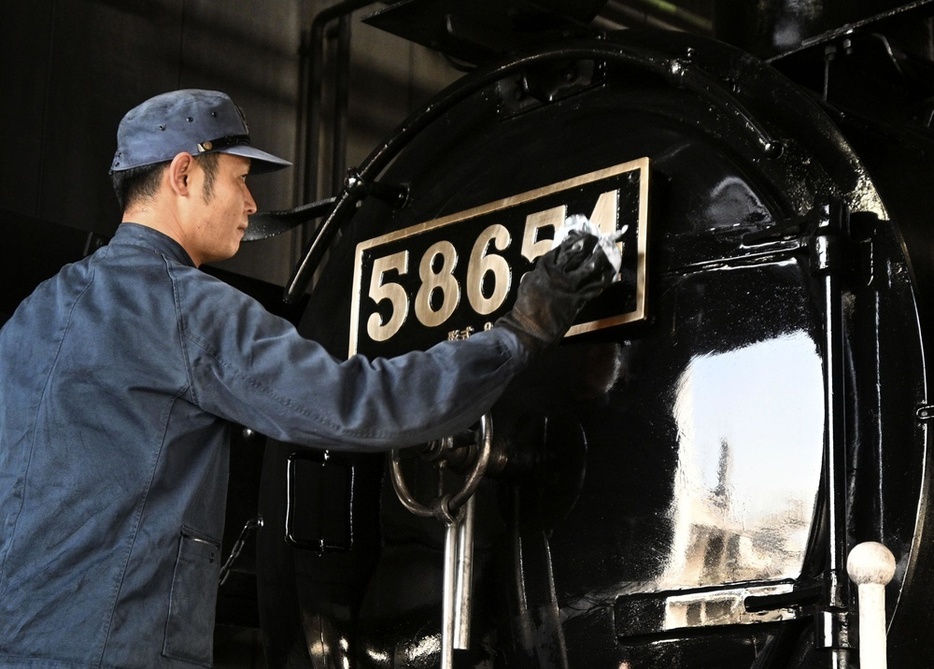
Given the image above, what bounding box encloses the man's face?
[185,153,257,266]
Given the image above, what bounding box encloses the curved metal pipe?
[301,0,379,205]
[332,15,353,195]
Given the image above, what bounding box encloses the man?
[0,89,615,668]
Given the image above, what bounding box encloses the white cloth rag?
[553,214,625,278]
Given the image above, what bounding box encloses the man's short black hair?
[111,153,221,211]
[112,162,166,211]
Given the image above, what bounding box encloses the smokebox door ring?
[285,38,780,301]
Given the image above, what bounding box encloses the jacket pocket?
[162,526,221,667]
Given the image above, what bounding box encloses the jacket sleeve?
[174,268,530,451]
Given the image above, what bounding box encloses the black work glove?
[496,231,616,355]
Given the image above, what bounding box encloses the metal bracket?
[243,196,337,242]
[816,609,856,650]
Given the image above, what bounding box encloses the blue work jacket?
[0,223,529,668]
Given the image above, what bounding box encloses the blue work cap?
[110,89,291,174]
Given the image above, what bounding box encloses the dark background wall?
[0,0,303,285]
[0,0,459,288]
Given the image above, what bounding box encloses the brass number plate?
[349,157,649,357]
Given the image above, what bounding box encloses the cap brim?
[221,145,292,174]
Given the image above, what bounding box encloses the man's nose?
[244,187,257,215]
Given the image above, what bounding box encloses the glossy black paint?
[257,25,934,669]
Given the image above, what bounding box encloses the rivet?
[159,124,166,131]
[187,117,193,122]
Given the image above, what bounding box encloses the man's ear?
[167,152,196,196]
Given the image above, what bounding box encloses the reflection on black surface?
[549,260,825,645]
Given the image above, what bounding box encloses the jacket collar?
[111,223,196,267]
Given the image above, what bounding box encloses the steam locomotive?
[237,2,934,667]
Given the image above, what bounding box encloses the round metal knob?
[847,541,896,586]
[847,541,896,669]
